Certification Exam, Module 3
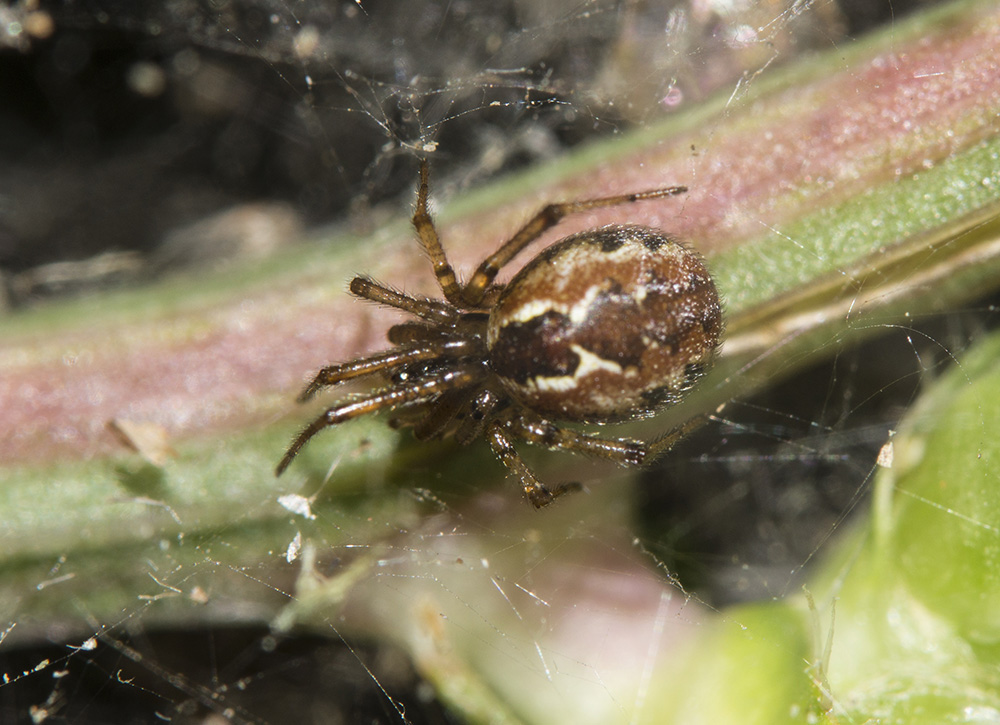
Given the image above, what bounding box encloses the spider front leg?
[276,364,482,476]
[297,338,477,402]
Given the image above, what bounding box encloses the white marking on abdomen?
[531,344,623,392]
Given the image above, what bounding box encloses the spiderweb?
[3,1,999,723]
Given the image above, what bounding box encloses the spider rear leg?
[486,421,581,509]
[411,160,467,307]
[409,159,687,309]
[510,416,647,466]
[644,414,711,460]
[514,413,713,466]
[460,183,688,307]
[490,414,712,506]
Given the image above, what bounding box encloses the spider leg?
[512,413,710,465]
[461,183,688,306]
[411,160,468,308]
[409,387,475,440]
[387,321,449,345]
[486,421,581,509]
[296,338,478,402]
[387,313,489,346]
[276,363,484,476]
[454,387,504,445]
[643,414,711,460]
[350,276,457,325]
[509,416,647,466]
[408,384,506,445]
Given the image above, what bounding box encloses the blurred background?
[0,1,966,723]
[0,0,937,305]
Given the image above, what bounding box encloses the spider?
[276,160,723,508]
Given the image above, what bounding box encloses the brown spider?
[277,160,723,508]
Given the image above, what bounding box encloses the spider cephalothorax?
[277,160,722,508]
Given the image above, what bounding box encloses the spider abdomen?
[486,224,722,423]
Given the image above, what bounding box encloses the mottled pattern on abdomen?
[487,224,722,423]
